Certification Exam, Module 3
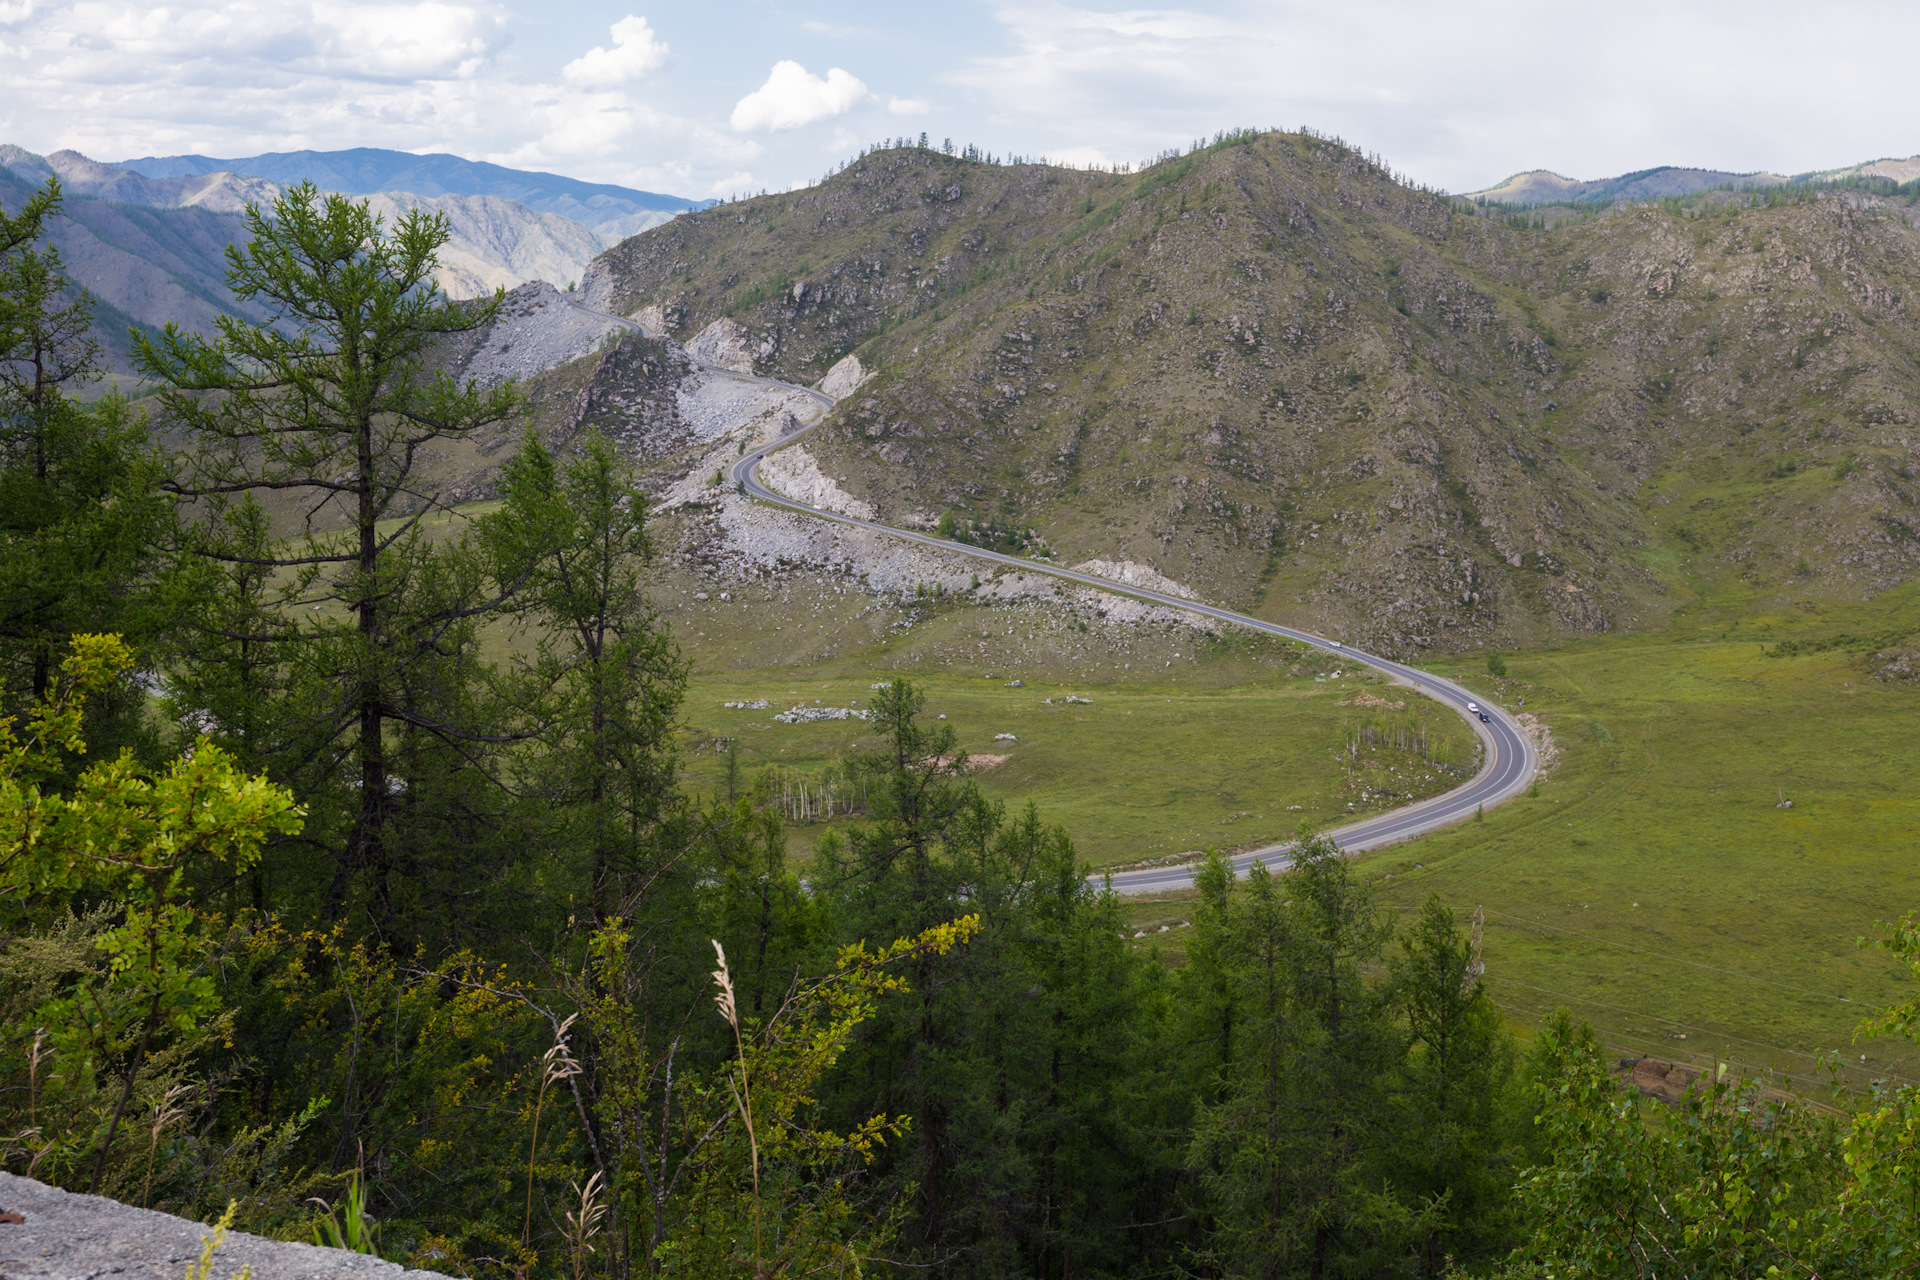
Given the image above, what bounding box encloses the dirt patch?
[1616,1056,1705,1105]
[1515,712,1560,774]
[1338,690,1407,710]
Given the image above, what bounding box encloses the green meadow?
[1117,590,1920,1093]
[676,667,1477,867]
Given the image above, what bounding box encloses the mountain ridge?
[534,132,1920,654]
[115,146,705,238]
[1469,155,1920,205]
[0,145,657,359]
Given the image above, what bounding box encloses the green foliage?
[1487,652,1508,678]
[0,634,302,1193]
[1513,916,1920,1277]
[1516,1014,1846,1276]
[484,431,688,920]
[1184,840,1511,1277]
[0,177,177,737]
[136,184,576,948]
[312,1167,381,1256]
[659,920,978,1278]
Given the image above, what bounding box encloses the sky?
[2,0,1917,200]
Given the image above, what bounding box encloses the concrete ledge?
[0,1172,453,1280]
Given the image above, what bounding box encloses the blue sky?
[3,1,1917,200]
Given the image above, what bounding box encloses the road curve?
[570,302,1539,892]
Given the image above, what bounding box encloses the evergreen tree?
[1187,835,1405,1279]
[0,176,174,738]
[136,185,539,938]
[1388,896,1521,1275]
[483,430,688,925]
[816,682,1181,1277]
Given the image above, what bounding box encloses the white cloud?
[1045,145,1113,168]
[561,14,667,87]
[310,2,502,79]
[0,0,755,195]
[730,61,870,132]
[953,1,1920,193]
[886,95,930,116]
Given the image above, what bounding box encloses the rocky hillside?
[566,132,1920,654]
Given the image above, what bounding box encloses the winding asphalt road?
[572,302,1539,893]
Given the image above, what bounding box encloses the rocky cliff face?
[567,133,1920,654]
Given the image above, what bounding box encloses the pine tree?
[1388,896,1521,1274]
[136,184,537,934]
[0,176,174,728]
[484,430,688,923]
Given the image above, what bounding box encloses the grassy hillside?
[586,131,1920,658]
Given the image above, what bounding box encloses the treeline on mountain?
[8,174,1920,1279]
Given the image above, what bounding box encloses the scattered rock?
[773,705,869,724]
[1070,559,1199,601]
[1514,712,1560,774]
[758,446,876,519]
[450,281,623,387]
[1338,690,1407,710]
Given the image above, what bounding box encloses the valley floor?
[666,564,1920,1098]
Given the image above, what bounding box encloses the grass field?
[1121,587,1920,1094]
[676,667,1478,867]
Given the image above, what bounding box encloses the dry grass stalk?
[524,1013,581,1248]
[143,1083,192,1207]
[564,1169,607,1280]
[711,939,762,1276]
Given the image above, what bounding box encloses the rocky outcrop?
[817,353,868,399]
[0,1172,453,1280]
[685,318,756,374]
[758,446,876,518]
[1070,559,1199,600]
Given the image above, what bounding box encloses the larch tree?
[135,184,539,931]
[0,176,174,724]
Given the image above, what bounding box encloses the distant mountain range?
[0,144,708,368]
[115,147,707,240]
[1468,155,1920,204]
